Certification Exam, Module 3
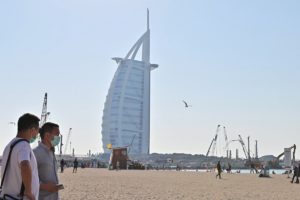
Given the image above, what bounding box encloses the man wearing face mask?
[0,113,40,200]
[33,122,62,200]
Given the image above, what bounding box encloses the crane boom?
[206,125,221,157]
[206,137,215,156]
[210,135,218,156]
[238,135,249,160]
[40,93,50,127]
[64,128,72,154]
[223,126,229,152]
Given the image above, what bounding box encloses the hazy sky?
[0,0,299,158]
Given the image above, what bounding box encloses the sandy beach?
[58,168,300,200]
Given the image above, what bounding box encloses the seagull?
[182,100,192,108]
[8,122,16,126]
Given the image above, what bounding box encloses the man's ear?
[42,132,48,140]
[30,127,37,135]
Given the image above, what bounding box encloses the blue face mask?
[51,136,61,147]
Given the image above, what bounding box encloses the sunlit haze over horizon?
[0,0,299,158]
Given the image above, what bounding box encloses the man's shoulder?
[33,143,44,154]
[8,138,30,151]
[33,143,49,159]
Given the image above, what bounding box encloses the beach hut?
[109,147,128,170]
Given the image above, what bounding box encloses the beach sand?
[58,168,300,200]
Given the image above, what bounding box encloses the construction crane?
[229,135,262,168]
[206,125,221,157]
[238,135,249,160]
[40,93,50,127]
[223,126,229,156]
[276,144,296,167]
[64,128,72,155]
[228,135,249,160]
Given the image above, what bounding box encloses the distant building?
[101,10,158,154]
[284,148,292,167]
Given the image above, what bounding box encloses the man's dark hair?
[18,113,40,132]
[39,122,59,139]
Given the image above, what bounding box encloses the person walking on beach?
[73,158,78,173]
[34,122,63,200]
[291,164,299,184]
[216,161,222,179]
[60,159,65,173]
[0,113,40,200]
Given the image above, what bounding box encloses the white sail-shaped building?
[101,10,158,154]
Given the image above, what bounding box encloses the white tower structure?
[101,10,158,154]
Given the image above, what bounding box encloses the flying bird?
[8,122,16,126]
[182,100,192,108]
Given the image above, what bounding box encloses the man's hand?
[24,190,35,200]
[41,183,59,193]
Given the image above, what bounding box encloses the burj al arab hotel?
[101,10,158,154]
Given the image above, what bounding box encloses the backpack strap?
[19,184,25,197]
[0,139,29,194]
[19,149,32,197]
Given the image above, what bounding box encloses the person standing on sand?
[73,158,78,173]
[60,159,65,173]
[226,163,232,173]
[216,161,222,179]
[34,122,62,200]
[291,164,299,184]
[0,113,40,200]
